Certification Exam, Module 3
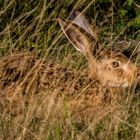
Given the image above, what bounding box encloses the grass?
[0,0,140,140]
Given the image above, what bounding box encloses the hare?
[0,11,139,123]
[58,11,140,89]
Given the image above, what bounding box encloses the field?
[0,0,140,140]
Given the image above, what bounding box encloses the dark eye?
[111,61,120,67]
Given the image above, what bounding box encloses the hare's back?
[0,53,94,97]
[0,53,121,122]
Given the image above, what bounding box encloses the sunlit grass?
[0,0,139,140]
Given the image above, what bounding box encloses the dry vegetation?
[0,0,140,140]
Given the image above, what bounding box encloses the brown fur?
[0,53,123,122]
[0,11,139,123]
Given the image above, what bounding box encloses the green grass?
[0,0,140,140]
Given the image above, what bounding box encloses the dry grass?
[0,52,139,140]
[0,0,139,140]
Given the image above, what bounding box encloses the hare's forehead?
[99,51,128,61]
[108,51,130,60]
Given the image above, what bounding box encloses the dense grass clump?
[0,0,139,140]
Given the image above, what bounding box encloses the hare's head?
[58,11,140,88]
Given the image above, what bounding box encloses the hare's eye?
[111,61,120,67]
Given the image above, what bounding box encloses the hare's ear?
[69,10,98,41]
[58,17,98,58]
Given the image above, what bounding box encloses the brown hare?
[58,11,139,89]
[0,11,139,123]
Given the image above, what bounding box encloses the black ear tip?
[122,49,132,58]
[69,10,81,20]
[69,10,77,20]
